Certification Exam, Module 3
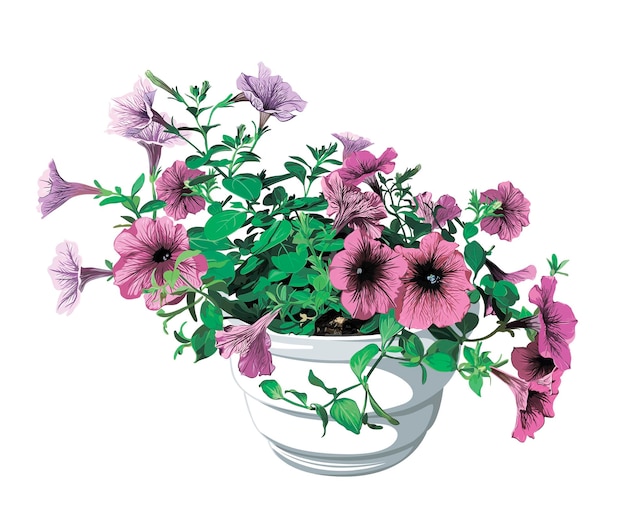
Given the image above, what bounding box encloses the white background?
[1,1,623,512]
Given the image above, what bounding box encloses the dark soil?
[314,310,367,336]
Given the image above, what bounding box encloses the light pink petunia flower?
[528,276,577,370]
[234,62,306,129]
[415,192,462,229]
[38,160,101,218]
[329,229,407,320]
[321,171,387,238]
[155,161,206,220]
[112,217,208,310]
[48,241,112,315]
[332,132,373,160]
[394,232,473,329]
[480,181,530,241]
[107,78,157,138]
[336,148,397,187]
[215,310,279,378]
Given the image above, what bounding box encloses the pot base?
[267,435,426,476]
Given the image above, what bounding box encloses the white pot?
[230,326,457,476]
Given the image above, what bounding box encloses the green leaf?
[350,344,380,382]
[401,330,424,358]
[200,301,223,330]
[259,380,284,400]
[312,403,329,437]
[271,248,308,273]
[139,199,167,213]
[185,154,211,169]
[463,222,479,240]
[424,339,460,371]
[330,398,362,434]
[368,393,399,425]
[284,161,307,184]
[469,373,484,396]
[308,370,337,397]
[285,389,308,406]
[455,312,479,335]
[190,325,217,362]
[204,210,246,241]
[222,175,262,201]
[131,174,145,196]
[464,241,486,275]
[250,219,292,254]
[379,310,403,344]
[99,196,127,206]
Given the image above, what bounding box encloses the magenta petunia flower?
[415,192,462,229]
[234,62,307,129]
[335,148,398,187]
[395,232,473,329]
[107,78,157,138]
[528,276,577,371]
[512,369,563,442]
[48,241,112,315]
[155,160,206,220]
[321,171,387,238]
[485,258,536,284]
[480,181,530,241]
[38,160,101,218]
[511,340,556,383]
[216,310,279,378]
[112,217,208,310]
[332,132,373,160]
[329,230,407,320]
[491,367,529,412]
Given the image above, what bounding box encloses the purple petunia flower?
[48,241,112,315]
[155,161,206,220]
[234,62,307,129]
[112,217,208,310]
[321,171,387,238]
[480,181,530,241]
[107,79,182,174]
[332,132,373,161]
[329,229,407,320]
[335,148,397,188]
[38,160,101,218]
[528,276,577,370]
[107,78,157,138]
[215,310,279,378]
[511,340,556,384]
[414,192,462,229]
[394,232,473,329]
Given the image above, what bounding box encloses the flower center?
[413,262,443,291]
[152,247,172,262]
[355,262,377,283]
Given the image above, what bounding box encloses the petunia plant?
[39,63,578,443]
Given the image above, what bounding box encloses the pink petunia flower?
[155,161,206,220]
[512,369,563,442]
[528,276,577,370]
[329,229,407,320]
[234,62,307,129]
[335,148,398,187]
[112,217,208,310]
[485,258,536,284]
[321,171,387,238]
[394,232,473,329]
[480,181,530,241]
[38,160,101,218]
[511,340,556,384]
[48,241,112,315]
[415,192,462,229]
[215,310,279,378]
[491,367,529,412]
[332,132,373,160]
